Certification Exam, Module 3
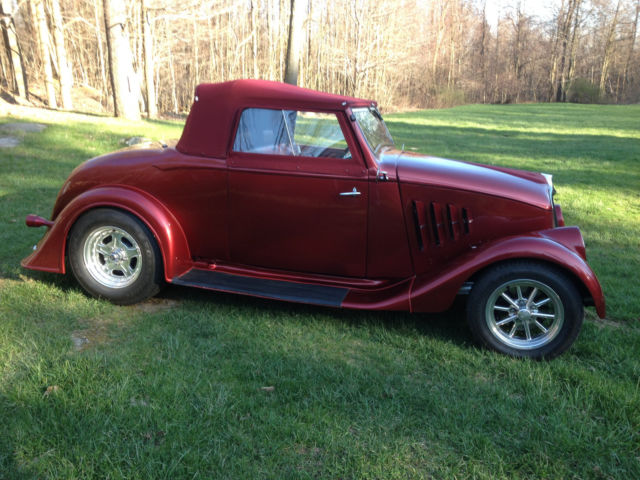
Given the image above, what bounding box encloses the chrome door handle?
[339,187,361,196]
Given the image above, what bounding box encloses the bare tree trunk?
[33,0,57,108]
[192,15,199,85]
[166,18,177,114]
[141,0,156,118]
[250,0,259,78]
[266,0,274,79]
[103,0,117,115]
[431,2,446,85]
[495,15,501,103]
[599,0,621,99]
[480,1,487,103]
[549,0,565,101]
[207,16,216,80]
[49,0,72,109]
[511,3,527,103]
[0,0,27,99]
[93,0,107,107]
[566,1,581,94]
[447,1,460,89]
[555,0,580,102]
[103,0,140,120]
[621,0,639,100]
[0,41,8,87]
[284,0,306,85]
[351,0,361,96]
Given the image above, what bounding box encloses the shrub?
[567,78,600,104]
[432,86,466,108]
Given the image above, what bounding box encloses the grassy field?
[0,103,639,478]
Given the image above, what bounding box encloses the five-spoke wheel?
[69,209,163,305]
[83,225,143,288]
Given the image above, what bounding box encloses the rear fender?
[409,229,605,318]
[21,186,191,281]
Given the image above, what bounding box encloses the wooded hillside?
[1,0,638,118]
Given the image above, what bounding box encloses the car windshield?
[352,107,395,157]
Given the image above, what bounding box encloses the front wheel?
[68,208,163,305]
[467,261,583,359]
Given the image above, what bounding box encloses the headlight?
[541,173,554,202]
[542,173,559,226]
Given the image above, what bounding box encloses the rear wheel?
[467,261,583,359]
[69,208,162,305]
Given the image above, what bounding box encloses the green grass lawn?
[1,103,639,479]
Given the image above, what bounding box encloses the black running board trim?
[172,269,348,307]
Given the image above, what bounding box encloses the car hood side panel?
[383,150,554,277]
[381,150,551,209]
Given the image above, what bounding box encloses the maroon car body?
[22,79,605,358]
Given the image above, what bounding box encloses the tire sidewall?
[68,208,162,305]
[467,262,583,359]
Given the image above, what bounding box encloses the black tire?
[68,208,163,305]
[466,261,583,359]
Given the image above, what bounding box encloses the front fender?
[21,186,191,281]
[409,228,605,318]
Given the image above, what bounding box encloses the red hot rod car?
[22,79,605,358]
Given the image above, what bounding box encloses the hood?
[380,149,552,210]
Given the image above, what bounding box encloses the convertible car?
[22,79,605,358]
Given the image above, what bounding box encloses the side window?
[233,108,350,159]
[293,111,350,158]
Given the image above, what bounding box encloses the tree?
[284,0,307,85]
[141,0,156,117]
[0,0,27,99]
[551,0,582,102]
[599,0,622,98]
[620,0,639,101]
[31,0,57,108]
[103,0,140,120]
[49,0,73,109]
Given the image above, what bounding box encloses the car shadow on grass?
[158,282,474,349]
[19,266,475,351]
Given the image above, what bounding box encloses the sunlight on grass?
[394,116,639,140]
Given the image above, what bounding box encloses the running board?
[172,269,349,307]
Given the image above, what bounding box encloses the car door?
[227,108,368,277]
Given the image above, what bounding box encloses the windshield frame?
[351,107,395,158]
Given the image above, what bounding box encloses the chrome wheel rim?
[83,225,142,288]
[485,279,564,350]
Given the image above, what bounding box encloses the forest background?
[1,0,639,119]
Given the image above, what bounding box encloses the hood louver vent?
[412,201,472,248]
